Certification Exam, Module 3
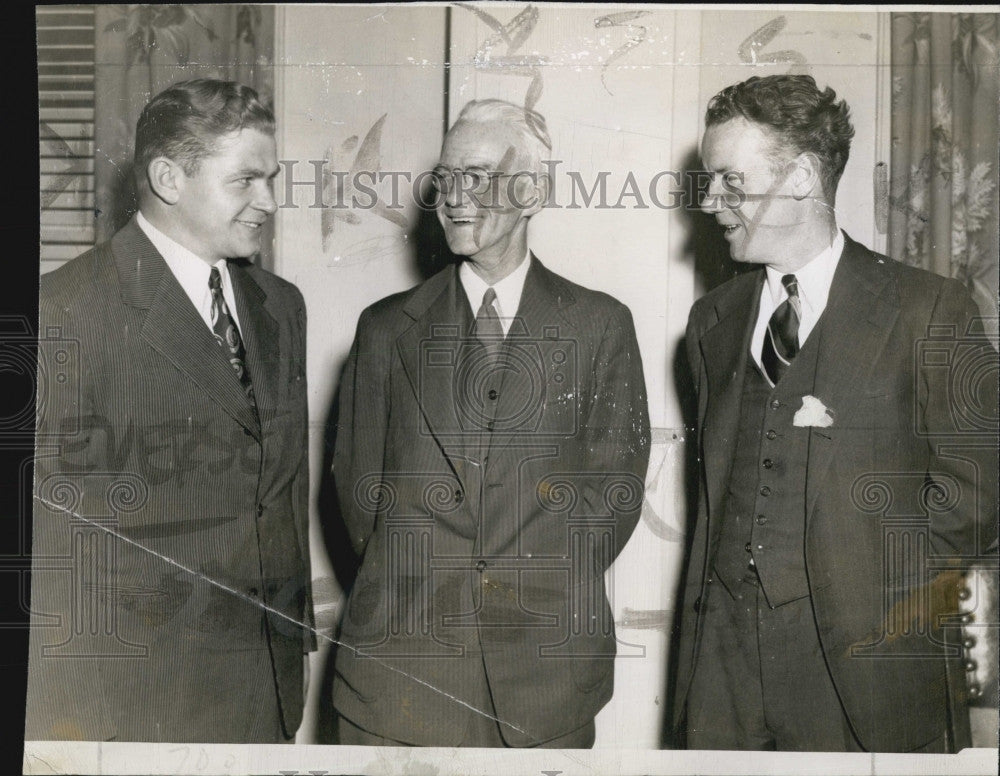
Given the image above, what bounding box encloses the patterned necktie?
[761,274,801,386]
[474,287,503,352]
[209,267,255,401]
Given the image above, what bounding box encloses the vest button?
[476,560,488,572]
[756,514,767,525]
[766,429,777,440]
[454,489,464,503]
[256,503,264,517]
[488,389,498,400]
[744,542,752,553]
[770,399,781,410]
[693,596,702,613]
[762,458,773,469]
[760,486,771,497]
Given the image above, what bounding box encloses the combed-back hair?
[134,78,274,183]
[706,75,855,201]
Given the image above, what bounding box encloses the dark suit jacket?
[673,233,999,751]
[331,256,651,746]
[25,218,314,743]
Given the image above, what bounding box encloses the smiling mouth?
[447,215,478,225]
[720,223,741,234]
[236,220,263,229]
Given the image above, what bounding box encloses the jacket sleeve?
[289,291,316,653]
[26,287,120,741]
[919,278,999,561]
[578,302,651,562]
[332,307,391,557]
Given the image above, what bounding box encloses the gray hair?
[452,99,552,173]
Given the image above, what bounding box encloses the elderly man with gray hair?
[329,99,650,747]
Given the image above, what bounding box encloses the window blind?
[38,5,95,273]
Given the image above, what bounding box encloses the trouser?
[686,570,864,751]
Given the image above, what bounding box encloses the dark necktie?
[474,287,503,353]
[761,274,801,386]
[209,267,255,401]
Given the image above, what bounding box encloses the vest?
[713,321,824,608]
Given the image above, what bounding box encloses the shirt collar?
[459,250,531,320]
[764,229,844,315]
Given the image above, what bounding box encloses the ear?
[515,171,549,217]
[146,156,184,206]
[791,152,823,200]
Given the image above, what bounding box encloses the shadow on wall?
[660,145,751,748]
[312,201,458,743]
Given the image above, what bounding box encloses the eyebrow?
[234,166,281,178]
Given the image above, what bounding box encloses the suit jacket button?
[476,560,487,572]
[693,596,702,613]
[762,458,773,469]
[756,514,767,525]
[249,587,259,597]
[488,389,498,400]
[744,542,752,553]
[454,489,464,503]
[770,399,781,410]
[766,429,777,440]
[759,485,771,496]
[257,504,264,516]
[487,420,495,431]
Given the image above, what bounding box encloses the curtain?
[890,12,1000,747]
[889,13,999,330]
[93,4,275,267]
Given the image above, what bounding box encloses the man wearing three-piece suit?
[673,75,998,752]
[331,99,651,747]
[26,79,314,743]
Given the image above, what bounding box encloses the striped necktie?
[761,274,801,386]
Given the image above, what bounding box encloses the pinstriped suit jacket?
[331,256,651,746]
[25,218,314,743]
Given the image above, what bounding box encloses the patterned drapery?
[94,5,275,267]
[889,13,999,333]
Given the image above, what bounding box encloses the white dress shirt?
[751,229,844,374]
[136,211,243,332]
[459,251,531,337]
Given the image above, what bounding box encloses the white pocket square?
[793,395,835,428]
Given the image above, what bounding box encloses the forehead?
[204,128,277,168]
[701,118,776,169]
[439,119,525,167]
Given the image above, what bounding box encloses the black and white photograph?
[21,3,1000,774]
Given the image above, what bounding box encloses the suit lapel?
[230,263,280,431]
[700,270,762,533]
[805,234,899,518]
[489,255,575,458]
[112,219,262,439]
[396,266,474,486]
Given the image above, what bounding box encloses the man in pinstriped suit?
[330,100,651,747]
[26,79,314,743]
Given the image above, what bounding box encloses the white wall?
[274,4,885,747]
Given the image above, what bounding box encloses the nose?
[444,175,469,209]
[255,179,278,215]
[700,171,725,215]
